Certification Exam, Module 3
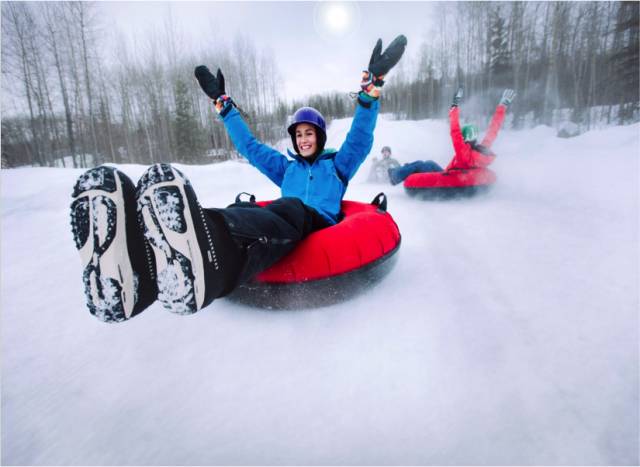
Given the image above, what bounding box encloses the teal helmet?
[462,124,479,143]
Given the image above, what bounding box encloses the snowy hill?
[2,115,638,465]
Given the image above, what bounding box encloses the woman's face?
[295,123,318,158]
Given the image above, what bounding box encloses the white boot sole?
[137,165,206,314]
[71,167,138,322]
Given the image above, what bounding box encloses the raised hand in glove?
[361,35,408,99]
[500,89,516,107]
[451,87,463,108]
[195,66,225,100]
[194,66,234,115]
[368,34,408,78]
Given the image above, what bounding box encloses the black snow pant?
[206,197,331,296]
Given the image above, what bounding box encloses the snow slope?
[2,115,638,465]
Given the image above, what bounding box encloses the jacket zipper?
[305,166,312,203]
[301,155,323,204]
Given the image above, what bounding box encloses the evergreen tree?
[487,7,512,90]
[335,94,345,117]
[611,1,639,123]
[173,78,204,163]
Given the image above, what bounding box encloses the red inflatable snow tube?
[229,193,401,309]
[404,168,496,199]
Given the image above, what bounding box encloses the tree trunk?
[76,3,100,165]
[6,3,42,166]
[45,5,77,167]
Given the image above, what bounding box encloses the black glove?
[194,66,225,100]
[359,35,408,103]
[367,35,408,78]
[451,87,463,108]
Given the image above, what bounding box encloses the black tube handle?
[235,192,256,204]
[371,192,387,213]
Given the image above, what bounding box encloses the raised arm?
[194,66,288,186]
[482,89,515,148]
[221,107,289,186]
[334,99,379,180]
[481,105,506,148]
[449,87,467,156]
[334,35,407,180]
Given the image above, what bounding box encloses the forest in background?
[1,1,638,169]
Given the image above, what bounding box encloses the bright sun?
[313,2,360,40]
[325,4,349,33]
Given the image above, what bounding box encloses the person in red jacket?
[446,87,515,171]
[388,87,516,185]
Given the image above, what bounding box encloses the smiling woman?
[313,1,361,40]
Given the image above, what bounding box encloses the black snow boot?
[70,166,158,323]
[136,164,241,315]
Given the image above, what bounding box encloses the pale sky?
[99,1,439,102]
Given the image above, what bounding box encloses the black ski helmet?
[287,107,327,155]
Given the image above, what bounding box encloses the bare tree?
[3,2,638,169]
[43,3,77,167]
[68,2,100,163]
[3,3,42,166]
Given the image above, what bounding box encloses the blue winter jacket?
[221,100,379,225]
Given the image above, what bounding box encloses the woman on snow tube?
[69,36,407,322]
[389,87,516,198]
[228,193,401,309]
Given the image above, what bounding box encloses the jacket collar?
[287,148,337,164]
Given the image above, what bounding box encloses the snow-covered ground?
[2,115,638,465]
